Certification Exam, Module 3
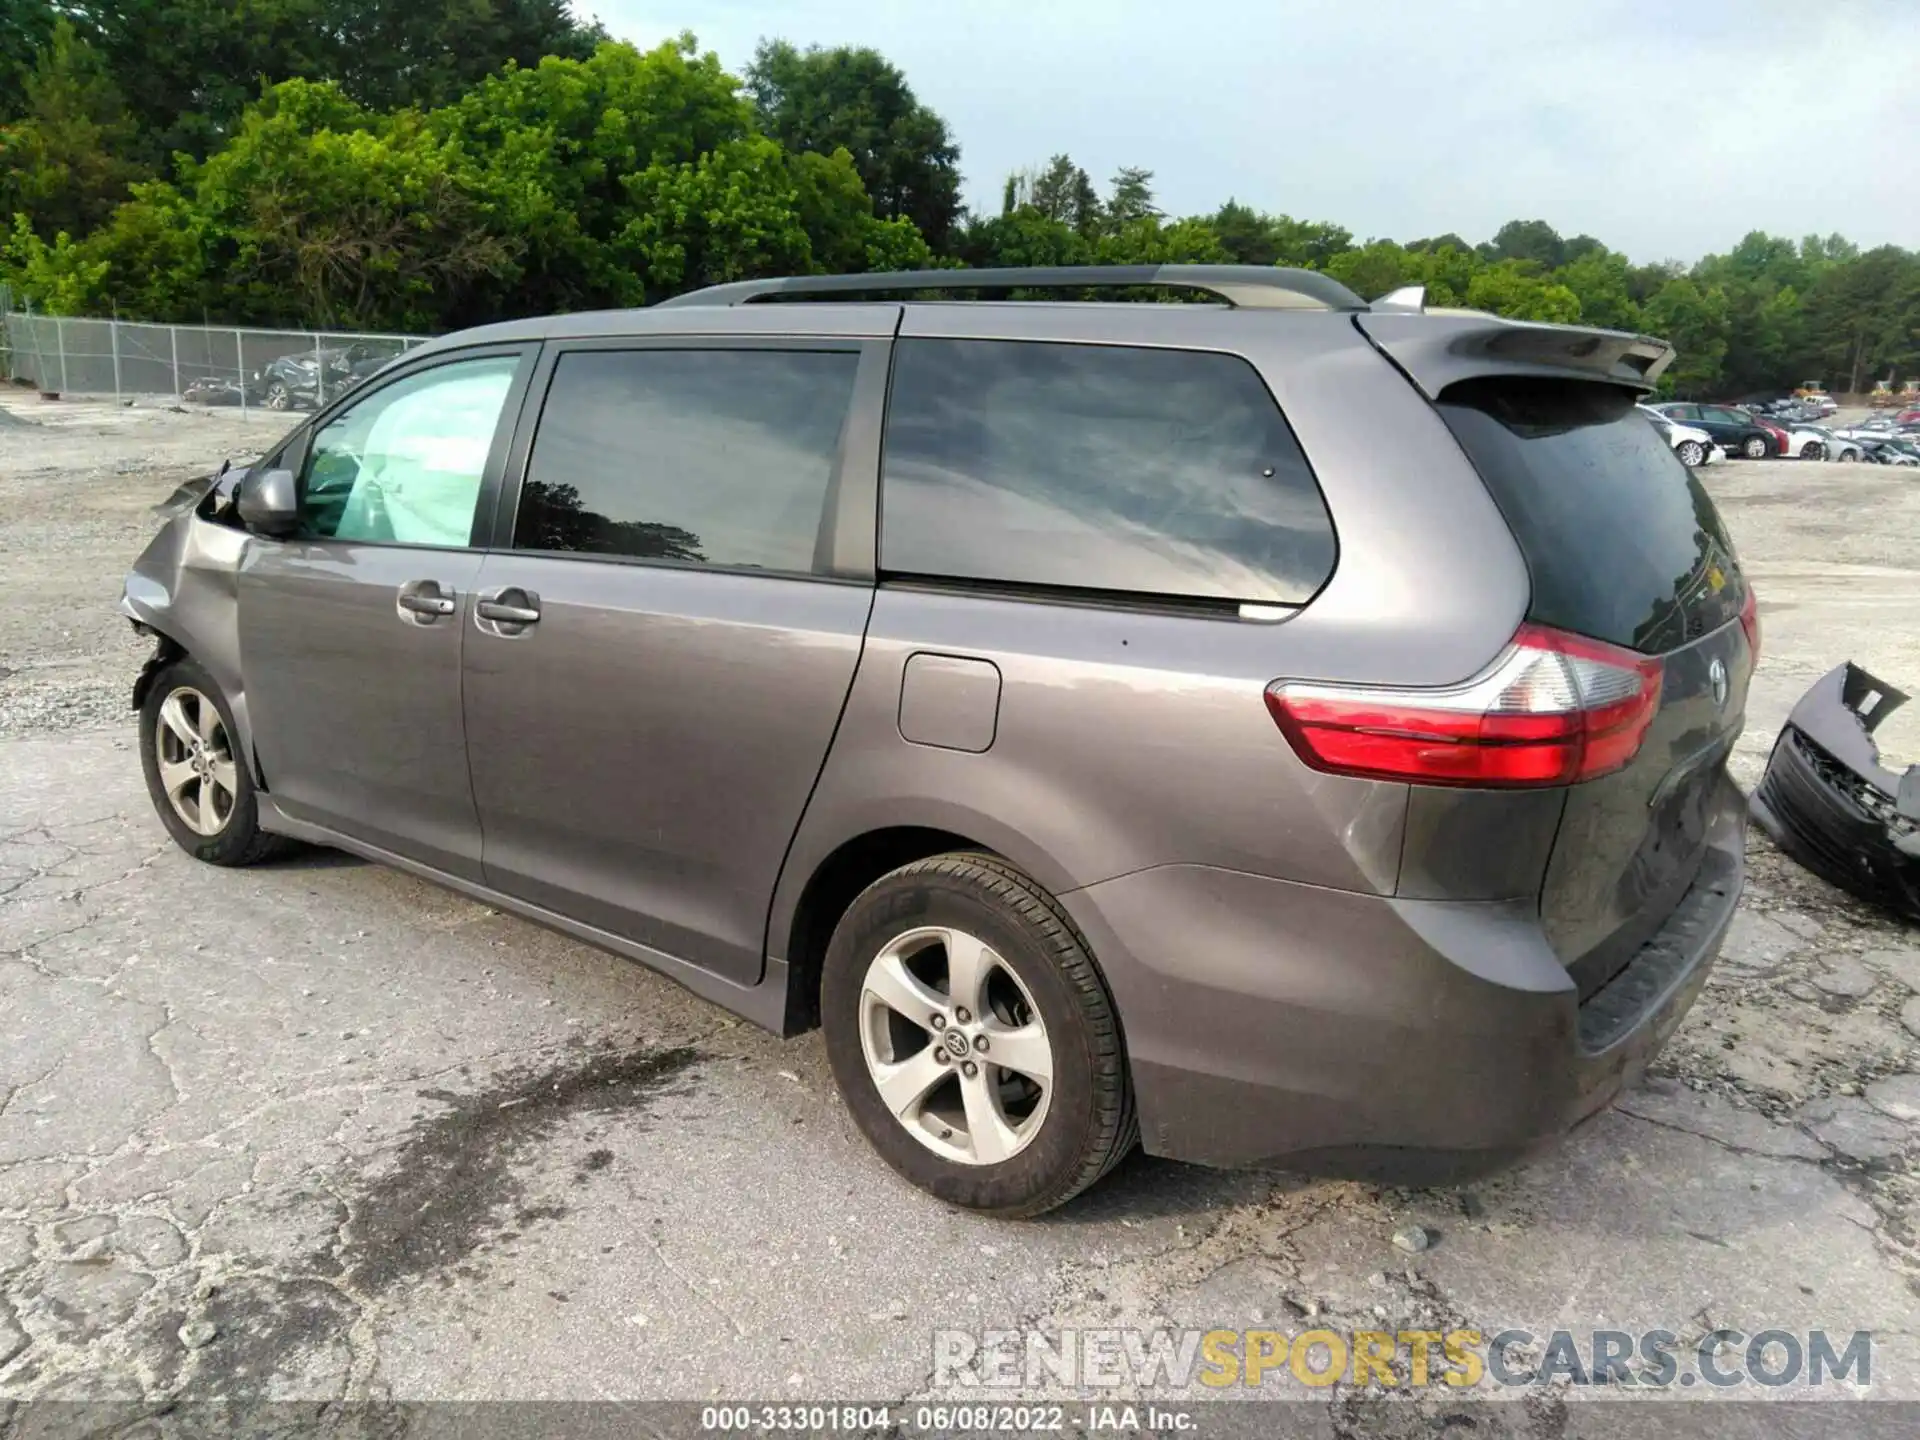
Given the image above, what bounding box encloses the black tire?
[1676,439,1705,467]
[264,379,292,411]
[1803,441,1825,461]
[1743,434,1768,459]
[821,853,1136,1217]
[139,657,292,866]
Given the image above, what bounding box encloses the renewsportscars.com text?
[933,1326,1872,1391]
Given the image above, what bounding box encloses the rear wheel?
[821,853,1135,1217]
[1743,435,1768,459]
[1675,439,1706,467]
[139,658,291,866]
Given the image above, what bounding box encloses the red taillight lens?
[1738,584,1760,666]
[1265,624,1664,788]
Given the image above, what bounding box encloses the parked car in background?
[1753,414,1792,455]
[1782,425,1862,462]
[1868,437,1920,466]
[117,264,1754,1215]
[1653,402,1777,458]
[1637,404,1719,466]
[252,344,399,412]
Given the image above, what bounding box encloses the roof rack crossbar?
[655,264,1366,312]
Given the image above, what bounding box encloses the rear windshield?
[1438,377,1741,654]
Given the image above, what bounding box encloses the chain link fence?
[2,308,431,417]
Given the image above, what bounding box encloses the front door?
[461,340,883,984]
[238,348,531,878]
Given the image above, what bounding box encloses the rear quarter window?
[880,338,1335,607]
[1439,377,1742,654]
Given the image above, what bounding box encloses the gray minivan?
[121,266,1754,1216]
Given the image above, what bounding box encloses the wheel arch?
[775,824,996,1033]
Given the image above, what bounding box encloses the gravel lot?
[2,390,1919,1423]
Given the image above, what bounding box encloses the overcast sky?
[589,0,1918,264]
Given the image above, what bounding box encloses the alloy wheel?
[857,926,1053,1166]
[1677,440,1704,466]
[153,687,237,837]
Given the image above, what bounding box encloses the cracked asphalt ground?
[2,393,1919,1417]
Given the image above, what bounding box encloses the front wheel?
[1802,441,1825,462]
[1675,439,1706,467]
[139,658,291,866]
[264,379,292,411]
[821,853,1136,1217]
[1743,435,1768,459]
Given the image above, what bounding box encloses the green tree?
[435,36,755,314]
[1208,200,1280,266]
[1020,154,1100,234]
[1641,276,1730,397]
[1105,166,1158,229]
[66,0,605,163]
[0,20,147,240]
[1483,218,1565,270]
[617,135,813,300]
[745,38,962,250]
[1554,248,1641,332]
[1802,246,1920,394]
[1466,261,1582,324]
[0,212,110,313]
[1323,240,1417,299]
[329,0,603,111]
[1094,216,1228,266]
[952,207,1091,270]
[1269,216,1353,269]
[0,0,56,121]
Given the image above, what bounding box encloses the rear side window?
[516,348,859,573]
[1439,377,1742,654]
[880,339,1335,606]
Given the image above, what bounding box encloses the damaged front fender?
[1751,663,1920,918]
[120,470,262,783]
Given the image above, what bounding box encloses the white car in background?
[1638,404,1722,467]
[1788,425,1864,462]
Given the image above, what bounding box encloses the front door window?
[300,355,520,547]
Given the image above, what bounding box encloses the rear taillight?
[1265,624,1664,788]
[1738,584,1760,665]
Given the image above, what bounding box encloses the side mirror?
[236,468,300,538]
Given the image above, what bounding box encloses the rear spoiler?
[1356,310,1675,398]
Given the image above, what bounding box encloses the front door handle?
[396,579,456,623]
[475,588,541,628]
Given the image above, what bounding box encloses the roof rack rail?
[655,264,1366,312]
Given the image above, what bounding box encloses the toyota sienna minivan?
[121,265,1753,1216]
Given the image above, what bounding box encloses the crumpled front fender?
[121,483,262,784]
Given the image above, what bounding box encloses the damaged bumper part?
[1751,663,1920,918]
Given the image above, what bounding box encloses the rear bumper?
[1061,775,1745,1180]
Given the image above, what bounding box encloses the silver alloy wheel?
[1676,439,1705,466]
[154,686,238,837]
[265,382,291,411]
[1744,435,1767,459]
[857,926,1053,1166]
